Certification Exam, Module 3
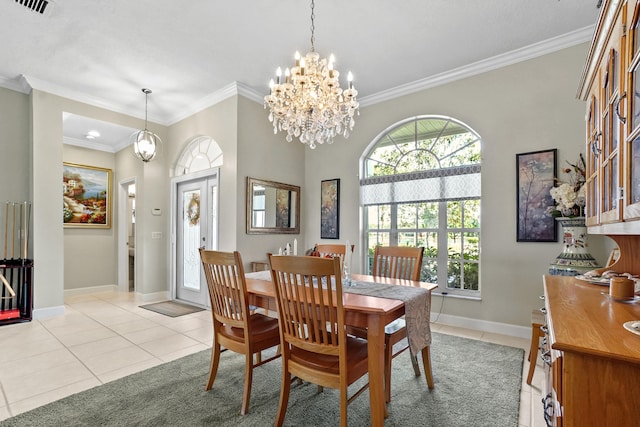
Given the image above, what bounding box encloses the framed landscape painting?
[320,178,340,239]
[63,163,112,228]
[516,149,557,242]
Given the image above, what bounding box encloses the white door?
[176,175,218,306]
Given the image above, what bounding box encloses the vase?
[548,217,601,276]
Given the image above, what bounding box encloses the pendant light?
[132,88,161,162]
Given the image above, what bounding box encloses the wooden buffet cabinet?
[542,275,640,427]
[548,3,640,424]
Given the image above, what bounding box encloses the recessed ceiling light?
[85,130,101,139]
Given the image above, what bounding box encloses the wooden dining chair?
[199,249,281,415]
[351,245,434,402]
[375,246,433,401]
[315,243,355,268]
[268,254,369,427]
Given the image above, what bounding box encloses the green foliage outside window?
[363,116,481,294]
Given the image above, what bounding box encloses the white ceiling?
[0,0,602,151]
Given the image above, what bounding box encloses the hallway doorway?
[118,178,137,292]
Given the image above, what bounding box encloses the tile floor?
[0,290,545,426]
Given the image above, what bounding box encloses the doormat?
[139,300,205,317]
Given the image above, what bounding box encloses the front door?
[176,175,218,306]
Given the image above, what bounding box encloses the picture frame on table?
[63,162,112,229]
[516,149,557,242]
[320,178,340,239]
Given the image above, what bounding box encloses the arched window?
[361,116,481,296]
[174,136,223,176]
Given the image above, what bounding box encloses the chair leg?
[240,353,253,415]
[421,346,434,389]
[384,336,393,403]
[340,383,348,427]
[275,369,291,427]
[526,323,543,385]
[205,343,222,391]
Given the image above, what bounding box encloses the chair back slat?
[315,244,354,269]
[372,246,424,281]
[199,249,249,328]
[270,255,343,356]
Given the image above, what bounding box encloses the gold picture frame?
[63,162,112,229]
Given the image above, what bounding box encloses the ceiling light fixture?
[264,0,359,149]
[85,130,100,140]
[132,88,161,163]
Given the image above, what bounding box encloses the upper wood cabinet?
[578,0,640,234]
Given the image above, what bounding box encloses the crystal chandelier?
[264,0,359,149]
[132,88,161,163]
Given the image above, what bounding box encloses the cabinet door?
[585,95,599,226]
[625,3,640,219]
[600,35,624,223]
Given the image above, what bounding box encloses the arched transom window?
[175,136,223,176]
[361,116,481,296]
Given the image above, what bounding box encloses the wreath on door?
[186,194,200,226]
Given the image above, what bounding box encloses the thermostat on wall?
[152,208,161,216]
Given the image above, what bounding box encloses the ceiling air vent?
[14,0,52,15]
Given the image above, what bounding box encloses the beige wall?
[0,87,30,202]
[62,145,116,289]
[0,41,614,331]
[29,90,169,311]
[235,96,305,266]
[302,42,612,329]
[168,96,239,256]
[168,96,305,269]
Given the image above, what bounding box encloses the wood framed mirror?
[246,177,300,234]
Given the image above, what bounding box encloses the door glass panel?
[210,184,218,250]
[612,155,618,209]
[182,190,201,290]
[633,66,640,129]
[603,163,610,211]
[603,112,610,157]
[632,137,640,204]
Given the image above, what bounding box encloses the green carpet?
[0,332,524,426]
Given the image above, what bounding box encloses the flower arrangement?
[548,153,586,218]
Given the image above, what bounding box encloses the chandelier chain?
[310,0,315,52]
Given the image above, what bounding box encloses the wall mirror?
[246,177,300,234]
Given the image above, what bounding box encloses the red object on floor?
[0,309,20,320]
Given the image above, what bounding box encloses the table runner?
[345,279,431,355]
[245,270,431,355]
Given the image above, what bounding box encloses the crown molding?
[63,136,121,153]
[165,82,243,125]
[2,26,596,122]
[23,74,155,123]
[0,75,32,94]
[359,25,595,107]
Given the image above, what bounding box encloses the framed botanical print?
[516,149,557,242]
[63,163,112,228]
[321,178,340,239]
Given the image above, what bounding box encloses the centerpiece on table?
[547,154,601,276]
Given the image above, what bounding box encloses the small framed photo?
[321,179,340,239]
[516,149,557,242]
[63,163,112,229]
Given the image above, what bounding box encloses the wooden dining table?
[245,272,437,427]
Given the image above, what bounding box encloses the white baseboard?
[32,305,65,320]
[136,291,169,302]
[64,284,117,298]
[432,313,530,339]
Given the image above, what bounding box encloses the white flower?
[548,154,586,217]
